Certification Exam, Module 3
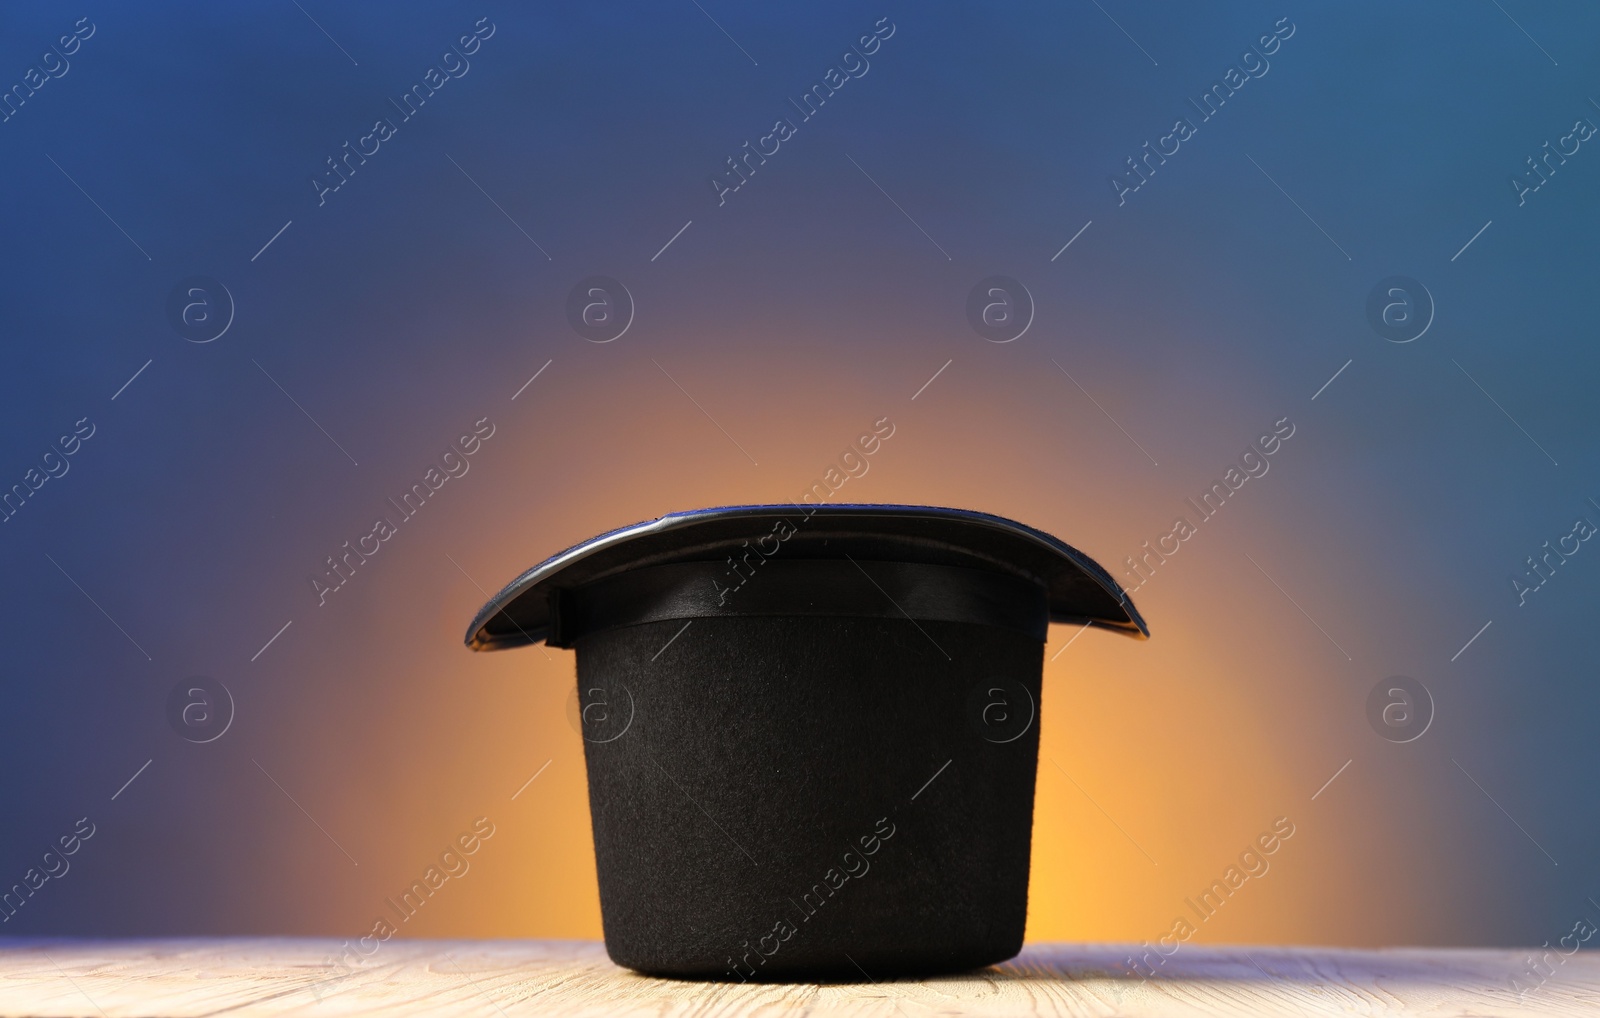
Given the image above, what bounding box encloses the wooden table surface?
[1,939,1594,1016]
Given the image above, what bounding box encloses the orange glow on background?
[223,340,1488,950]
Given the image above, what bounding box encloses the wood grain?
[0,939,1595,1017]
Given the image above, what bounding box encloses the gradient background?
[2,0,1598,954]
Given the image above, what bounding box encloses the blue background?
[1,0,1597,951]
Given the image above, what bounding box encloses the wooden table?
[1,939,1593,1016]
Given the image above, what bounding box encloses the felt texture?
[574,615,1043,980]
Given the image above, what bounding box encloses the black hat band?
[547,559,1049,648]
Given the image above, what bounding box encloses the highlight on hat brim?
[463,504,1147,651]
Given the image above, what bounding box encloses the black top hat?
[465,504,1145,981]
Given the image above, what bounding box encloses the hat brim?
[464,503,1147,651]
